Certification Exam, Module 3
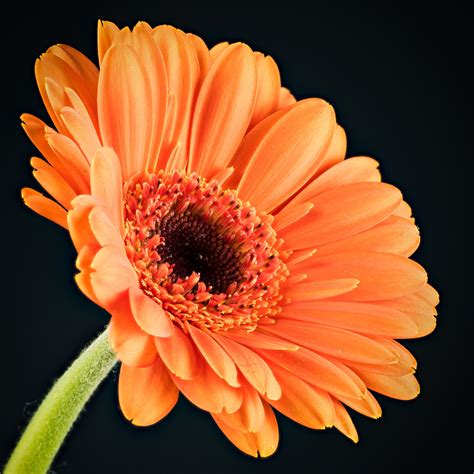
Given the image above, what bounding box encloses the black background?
[1,1,470,473]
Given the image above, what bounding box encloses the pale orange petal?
[187,324,240,387]
[155,325,201,380]
[354,371,420,400]
[249,53,280,129]
[118,358,178,426]
[263,321,398,365]
[188,43,257,179]
[187,33,211,82]
[129,287,173,337]
[212,401,278,458]
[214,335,281,400]
[277,87,296,109]
[214,382,265,432]
[290,156,380,205]
[281,182,402,249]
[67,195,99,251]
[332,399,358,442]
[31,157,76,209]
[152,26,200,171]
[88,206,124,249]
[90,245,137,308]
[21,188,67,229]
[257,347,363,399]
[124,24,169,173]
[21,114,85,194]
[98,20,120,65]
[315,215,420,257]
[172,363,242,414]
[315,124,347,175]
[35,47,98,132]
[59,106,102,163]
[109,294,158,367]
[98,43,153,179]
[268,364,334,429]
[234,99,335,212]
[281,301,419,338]
[90,147,123,230]
[222,330,299,351]
[284,279,360,301]
[296,252,427,301]
[272,202,314,232]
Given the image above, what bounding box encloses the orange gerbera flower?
[21,20,439,457]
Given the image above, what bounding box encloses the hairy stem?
[4,329,117,474]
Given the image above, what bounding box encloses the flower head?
[21,20,439,457]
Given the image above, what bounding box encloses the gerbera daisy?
[20,20,438,457]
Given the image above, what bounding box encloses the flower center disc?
[123,170,288,332]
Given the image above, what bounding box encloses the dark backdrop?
[1,1,470,473]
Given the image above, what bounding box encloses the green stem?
[4,329,117,474]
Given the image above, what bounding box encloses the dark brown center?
[154,204,242,294]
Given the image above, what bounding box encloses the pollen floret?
[123,170,289,332]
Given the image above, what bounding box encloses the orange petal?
[223,330,299,351]
[257,347,363,399]
[21,188,67,229]
[187,324,239,387]
[277,87,296,109]
[263,321,398,365]
[290,156,380,205]
[67,195,99,251]
[98,20,120,65]
[214,382,265,432]
[98,43,153,179]
[315,215,420,257]
[249,53,280,129]
[281,182,402,249]
[59,106,102,163]
[281,301,419,338]
[36,47,98,132]
[31,157,76,209]
[155,325,201,380]
[315,124,347,175]
[152,26,199,172]
[214,335,281,400]
[187,33,211,82]
[212,401,278,457]
[354,371,420,400]
[21,114,86,194]
[90,245,137,308]
[284,279,359,301]
[172,363,242,414]
[268,364,334,429]
[188,43,257,179]
[88,206,124,249]
[337,390,382,419]
[346,336,418,377]
[109,294,157,367]
[118,358,178,426]
[297,251,427,301]
[272,202,314,232]
[332,399,358,442]
[394,200,413,219]
[209,41,229,60]
[129,287,173,337]
[125,24,169,173]
[90,147,123,230]
[44,128,90,193]
[417,283,440,306]
[235,99,335,212]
